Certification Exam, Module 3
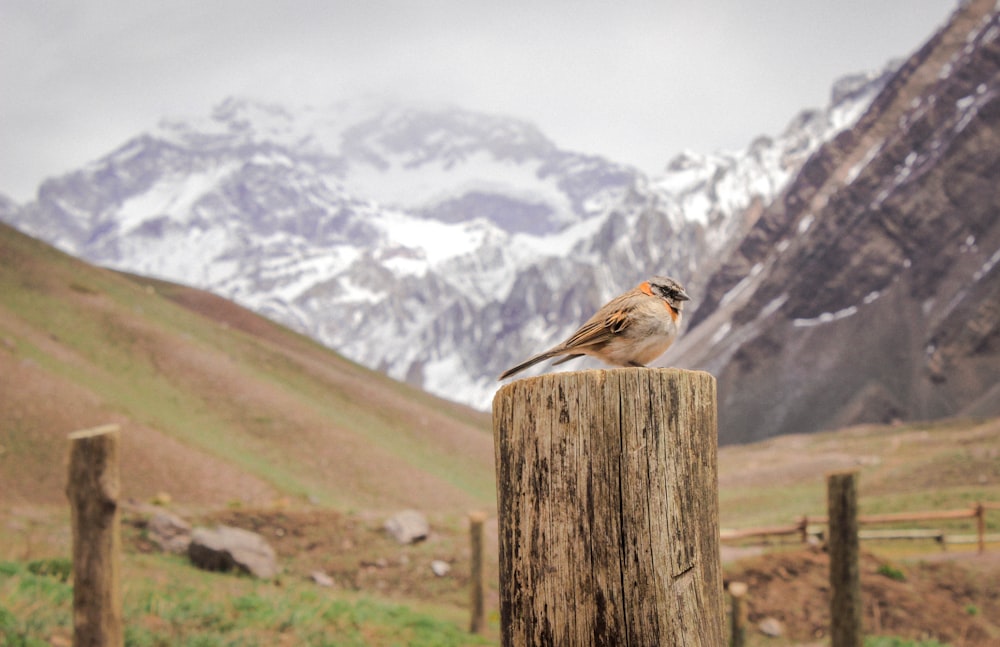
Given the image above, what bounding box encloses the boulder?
[759,617,785,637]
[147,510,191,554]
[310,570,335,587]
[384,510,429,544]
[188,525,278,579]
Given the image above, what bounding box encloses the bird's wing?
[549,353,583,366]
[497,292,639,380]
[557,303,633,351]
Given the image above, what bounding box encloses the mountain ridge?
[671,0,1000,442]
[0,58,892,413]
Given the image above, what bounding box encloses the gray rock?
[384,510,429,544]
[188,525,278,579]
[147,510,191,554]
[310,570,335,587]
[759,617,784,637]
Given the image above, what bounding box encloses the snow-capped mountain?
[6,2,996,444]
[4,64,891,410]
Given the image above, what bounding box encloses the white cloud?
[0,0,956,202]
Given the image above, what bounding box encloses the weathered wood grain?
[493,368,724,646]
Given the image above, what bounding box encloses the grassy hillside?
[0,222,494,511]
[719,417,1000,532]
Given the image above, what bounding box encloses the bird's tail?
[497,350,561,381]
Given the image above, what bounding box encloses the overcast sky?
[1,1,956,203]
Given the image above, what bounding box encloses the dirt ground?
[725,547,1000,646]
[125,507,1000,646]
[128,506,500,610]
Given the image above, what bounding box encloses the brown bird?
[498,275,690,380]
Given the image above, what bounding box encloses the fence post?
[728,581,748,647]
[492,368,724,646]
[66,424,124,647]
[827,470,862,647]
[469,510,488,634]
[975,503,985,554]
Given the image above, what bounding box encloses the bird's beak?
[676,289,690,302]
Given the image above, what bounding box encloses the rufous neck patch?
[639,281,653,297]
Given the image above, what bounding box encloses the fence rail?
[721,503,996,553]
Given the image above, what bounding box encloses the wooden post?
[492,368,724,646]
[975,503,985,555]
[66,424,123,647]
[827,470,862,647]
[469,510,488,634]
[728,582,748,647]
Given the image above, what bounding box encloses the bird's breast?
[602,314,679,366]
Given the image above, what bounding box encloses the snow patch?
[376,210,487,270]
[507,213,606,263]
[956,95,976,110]
[792,306,858,328]
[344,150,571,218]
[973,247,1000,282]
[681,191,715,227]
[710,322,732,346]
[719,263,763,308]
[335,276,386,304]
[846,143,883,184]
[760,294,789,318]
[116,163,239,232]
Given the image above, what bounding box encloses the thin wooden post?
[975,503,985,554]
[827,470,862,647]
[728,582,748,647]
[66,424,123,647]
[492,368,724,646]
[469,510,488,634]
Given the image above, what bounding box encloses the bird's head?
[647,276,690,313]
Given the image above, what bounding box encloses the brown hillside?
[0,222,494,511]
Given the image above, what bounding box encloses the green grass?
[3,317,329,504]
[0,562,73,647]
[719,419,1000,537]
[876,563,906,581]
[865,638,950,647]
[0,557,491,647]
[720,482,826,528]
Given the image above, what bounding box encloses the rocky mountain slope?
[671,0,1000,443]
[1,64,890,410]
